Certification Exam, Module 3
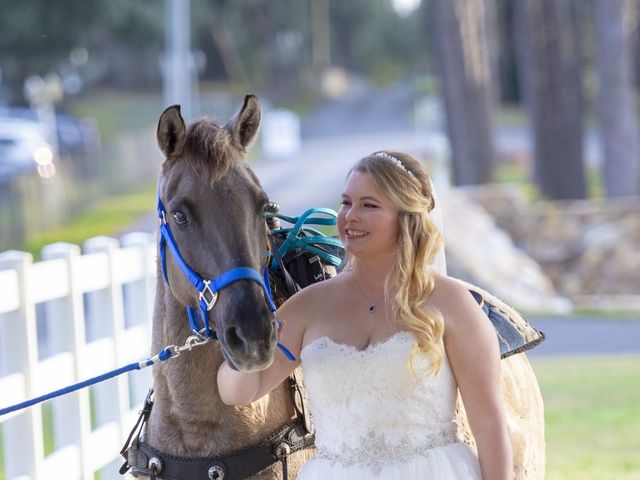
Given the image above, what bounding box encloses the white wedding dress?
[297,330,482,479]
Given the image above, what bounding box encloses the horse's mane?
[164,117,236,185]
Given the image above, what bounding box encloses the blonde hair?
[348,151,445,375]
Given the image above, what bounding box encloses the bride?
[217,151,512,479]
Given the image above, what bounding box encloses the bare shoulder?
[429,272,485,330]
[430,273,499,359]
[270,275,345,359]
[276,274,344,322]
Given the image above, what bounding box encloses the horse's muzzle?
[218,312,277,372]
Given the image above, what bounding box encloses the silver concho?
[148,457,163,474]
[208,465,225,479]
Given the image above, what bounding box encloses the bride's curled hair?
[348,151,445,375]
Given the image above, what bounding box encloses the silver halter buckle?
[199,280,219,311]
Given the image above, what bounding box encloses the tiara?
[374,151,416,179]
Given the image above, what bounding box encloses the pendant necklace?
[351,272,382,314]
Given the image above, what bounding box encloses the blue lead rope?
[0,328,294,418]
[0,203,325,417]
[0,345,175,417]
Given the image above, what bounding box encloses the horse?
[123,94,544,479]
[121,95,314,479]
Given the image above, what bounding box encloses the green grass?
[532,355,640,479]
[42,404,54,456]
[495,105,527,128]
[0,425,3,479]
[494,162,540,201]
[22,182,156,259]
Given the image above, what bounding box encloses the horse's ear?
[225,94,261,149]
[157,105,187,159]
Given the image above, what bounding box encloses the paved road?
[526,316,640,358]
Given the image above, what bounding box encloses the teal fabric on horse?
[267,208,346,297]
[266,208,345,271]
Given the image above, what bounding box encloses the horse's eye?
[172,210,188,225]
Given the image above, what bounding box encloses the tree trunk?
[632,0,640,91]
[484,0,501,105]
[595,0,640,197]
[515,0,587,199]
[430,0,496,186]
[496,0,521,103]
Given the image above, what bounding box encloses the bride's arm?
[217,289,310,405]
[440,280,513,480]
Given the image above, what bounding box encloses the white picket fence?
[0,233,157,480]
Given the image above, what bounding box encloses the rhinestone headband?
[374,151,416,179]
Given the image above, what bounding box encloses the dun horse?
[122,95,544,479]
[121,96,314,479]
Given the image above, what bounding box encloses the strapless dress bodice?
[299,331,479,478]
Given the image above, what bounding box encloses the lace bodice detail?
[300,331,461,473]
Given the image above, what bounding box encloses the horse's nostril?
[225,326,247,353]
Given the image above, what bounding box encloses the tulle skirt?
[297,442,481,479]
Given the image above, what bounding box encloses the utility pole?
[163,0,192,121]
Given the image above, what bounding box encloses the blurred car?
[0,118,54,177]
[0,107,100,154]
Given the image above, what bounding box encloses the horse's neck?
[144,281,294,456]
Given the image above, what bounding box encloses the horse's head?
[156,95,276,372]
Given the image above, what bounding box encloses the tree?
[594,0,640,197]
[328,0,425,82]
[515,0,587,200]
[495,0,521,104]
[429,0,497,186]
[0,0,100,99]
[0,0,164,100]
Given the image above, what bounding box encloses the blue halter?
[157,196,295,361]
